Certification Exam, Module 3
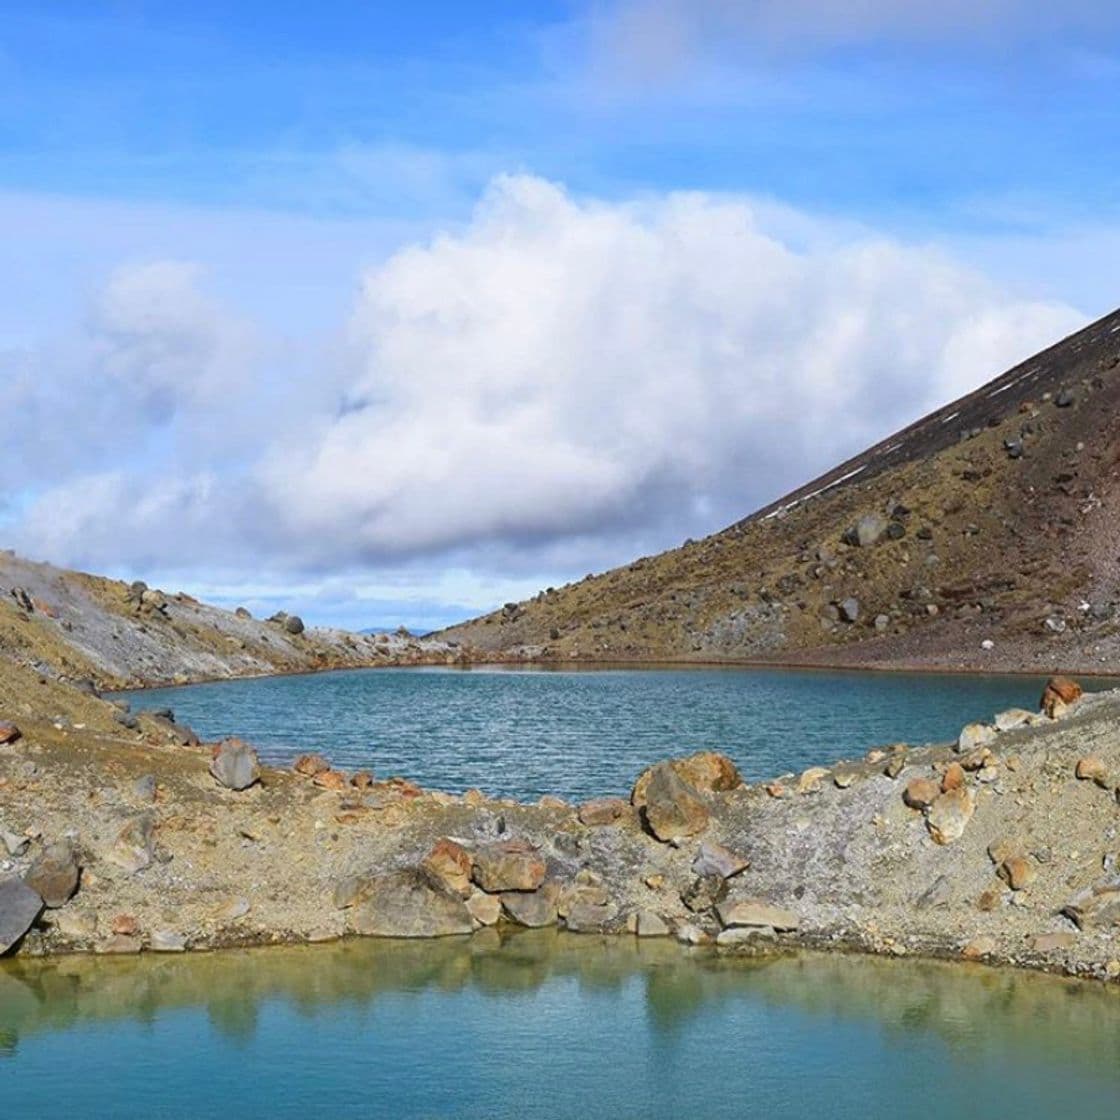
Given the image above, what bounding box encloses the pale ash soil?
[441,307,1120,675]
[2,656,1118,985]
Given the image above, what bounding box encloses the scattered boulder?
[926,788,975,845]
[997,855,1038,891]
[105,815,155,875]
[285,615,305,635]
[691,840,749,879]
[471,840,546,893]
[903,778,940,810]
[631,752,742,807]
[293,753,330,777]
[640,762,710,843]
[681,874,728,913]
[839,597,861,624]
[578,797,630,826]
[717,899,799,932]
[957,723,996,753]
[1041,675,1082,718]
[0,721,21,745]
[846,513,888,548]
[0,877,43,954]
[422,839,473,898]
[350,869,473,938]
[1075,757,1111,788]
[209,738,261,791]
[24,842,80,908]
[1030,931,1076,953]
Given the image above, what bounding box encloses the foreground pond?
[2,933,1119,1118]
[123,666,1078,800]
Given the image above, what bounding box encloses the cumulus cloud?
[254,174,1082,562]
[6,175,1086,599]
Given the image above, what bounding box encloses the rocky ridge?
[2,662,1119,985]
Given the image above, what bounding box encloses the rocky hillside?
[0,551,452,691]
[441,306,1120,673]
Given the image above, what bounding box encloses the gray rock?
[350,869,473,938]
[150,929,187,952]
[564,901,618,933]
[635,910,670,937]
[839,597,861,624]
[717,899,800,932]
[716,925,777,948]
[0,877,43,953]
[2,831,28,857]
[209,739,261,791]
[691,840,749,880]
[131,775,157,802]
[105,815,155,875]
[501,882,560,928]
[854,513,888,547]
[24,841,80,908]
[1055,388,1075,407]
[681,874,728,913]
[642,762,710,843]
[285,615,305,635]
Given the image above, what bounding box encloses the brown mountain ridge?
[440,305,1120,673]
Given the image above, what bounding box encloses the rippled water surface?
[3,934,1120,1119]
[122,666,1068,800]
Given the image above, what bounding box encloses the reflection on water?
[2,934,1120,1118]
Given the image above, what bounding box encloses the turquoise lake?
[122,665,1071,801]
[3,932,1120,1119]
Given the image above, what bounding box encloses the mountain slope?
[441,306,1120,672]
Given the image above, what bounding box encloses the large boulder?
[24,841,80,908]
[641,762,710,843]
[350,869,473,938]
[631,752,741,809]
[501,882,560,928]
[471,840,546,893]
[0,877,43,954]
[209,738,261,790]
[1041,675,1083,718]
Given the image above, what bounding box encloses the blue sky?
[2,2,1119,629]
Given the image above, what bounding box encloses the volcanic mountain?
[440,306,1120,673]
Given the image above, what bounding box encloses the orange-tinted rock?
[350,770,374,790]
[293,753,330,777]
[578,797,629,826]
[941,762,965,792]
[313,769,348,791]
[0,721,21,745]
[472,840,547,893]
[997,855,1038,891]
[422,839,473,898]
[110,913,139,936]
[903,777,940,810]
[1041,675,1082,717]
[641,763,710,843]
[631,752,742,807]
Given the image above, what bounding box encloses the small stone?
[797,766,833,792]
[313,770,348,791]
[903,778,940,810]
[564,901,617,933]
[716,926,777,947]
[350,771,374,790]
[213,897,251,922]
[209,738,260,791]
[691,840,749,880]
[926,788,975,845]
[106,815,155,875]
[884,756,906,780]
[962,935,996,960]
[833,770,856,789]
[131,775,157,802]
[941,762,965,792]
[635,911,670,937]
[957,723,996,753]
[976,888,1003,912]
[1075,757,1110,787]
[2,831,28,857]
[993,708,1034,732]
[1030,931,1076,952]
[98,934,142,955]
[681,874,728,913]
[293,753,330,777]
[716,899,799,932]
[578,797,629,826]
[0,721,22,745]
[997,856,1038,891]
[839,597,861,623]
[111,913,139,936]
[959,747,992,771]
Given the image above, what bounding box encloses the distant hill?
[439,306,1120,673]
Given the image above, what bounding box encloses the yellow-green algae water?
[2,932,1119,1118]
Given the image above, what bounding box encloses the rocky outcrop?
[639,763,710,843]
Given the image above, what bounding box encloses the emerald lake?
[3,933,1120,1119]
[122,665,1075,801]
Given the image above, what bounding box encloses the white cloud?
[4,174,1088,618]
